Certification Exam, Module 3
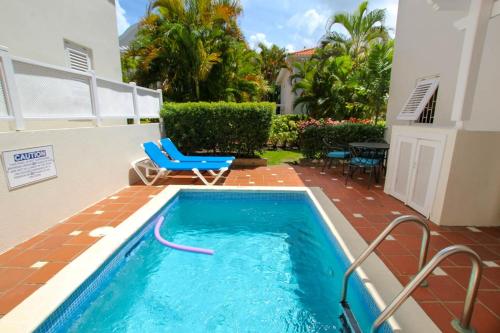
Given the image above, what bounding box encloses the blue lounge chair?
[159,138,235,164]
[132,142,230,186]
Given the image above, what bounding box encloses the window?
[397,77,439,121]
[416,88,438,124]
[64,41,92,72]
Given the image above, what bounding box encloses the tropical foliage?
[292,1,393,121]
[298,119,385,158]
[122,0,271,102]
[257,43,287,102]
[268,115,300,148]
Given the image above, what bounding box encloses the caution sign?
[2,145,57,190]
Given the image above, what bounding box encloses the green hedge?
[161,102,274,157]
[300,123,385,158]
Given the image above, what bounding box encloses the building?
[0,0,122,81]
[119,23,140,52]
[384,0,500,226]
[276,48,315,114]
[0,0,161,251]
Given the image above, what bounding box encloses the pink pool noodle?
[154,216,214,255]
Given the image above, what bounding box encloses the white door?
[391,136,417,202]
[407,139,443,217]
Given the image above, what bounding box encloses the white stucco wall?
[279,70,294,114]
[0,0,122,81]
[386,0,464,129]
[383,1,500,227]
[0,124,161,252]
[387,0,500,131]
[467,15,500,130]
[440,130,500,226]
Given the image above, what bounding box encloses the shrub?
[268,115,304,149]
[161,102,274,157]
[298,118,385,158]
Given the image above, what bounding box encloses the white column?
[130,82,139,124]
[0,45,24,130]
[451,0,494,128]
[157,88,164,136]
[156,88,163,108]
[88,70,102,127]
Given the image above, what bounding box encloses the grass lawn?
[258,149,303,165]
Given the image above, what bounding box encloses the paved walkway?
[0,164,499,332]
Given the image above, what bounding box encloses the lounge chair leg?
[192,167,228,186]
[322,158,330,172]
[132,159,168,186]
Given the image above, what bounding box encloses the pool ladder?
[340,215,483,333]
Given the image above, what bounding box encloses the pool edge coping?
[308,187,440,333]
[0,185,440,332]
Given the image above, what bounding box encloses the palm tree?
[357,40,394,122]
[257,43,287,101]
[153,0,242,99]
[324,1,388,61]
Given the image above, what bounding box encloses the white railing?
[0,46,162,130]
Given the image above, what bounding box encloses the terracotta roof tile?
[289,48,316,57]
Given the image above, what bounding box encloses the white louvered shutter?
[64,42,91,72]
[397,78,439,120]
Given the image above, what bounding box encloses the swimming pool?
[0,187,439,333]
[41,190,384,332]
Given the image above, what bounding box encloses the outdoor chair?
[132,142,230,186]
[344,145,381,189]
[159,138,235,164]
[366,137,389,172]
[322,138,350,173]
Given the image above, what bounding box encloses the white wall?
[279,70,294,114]
[387,1,500,131]
[440,130,500,226]
[467,15,500,130]
[386,0,464,129]
[0,124,161,252]
[0,0,122,81]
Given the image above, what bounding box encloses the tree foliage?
[292,1,393,121]
[122,0,270,102]
[257,43,287,102]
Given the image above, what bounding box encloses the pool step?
[340,302,362,333]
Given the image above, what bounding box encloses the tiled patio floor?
[0,164,499,332]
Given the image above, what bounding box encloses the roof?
[289,48,316,57]
[119,23,140,52]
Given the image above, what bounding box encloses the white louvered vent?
[397,77,439,120]
[64,41,91,72]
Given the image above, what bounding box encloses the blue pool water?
[42,191,388,333]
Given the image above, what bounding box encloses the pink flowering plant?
[298,118,384,158]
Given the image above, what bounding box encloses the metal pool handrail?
[371,245,482,333]
[340,215,430,304]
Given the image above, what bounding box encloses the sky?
[116,0,398,52]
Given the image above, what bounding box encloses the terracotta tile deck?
[0,164,499,332]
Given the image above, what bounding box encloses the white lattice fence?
[97,79,135,118]
[136,87,162,118]
[0,60,8,117]
[13,60,94,119]
[0,46,162,130]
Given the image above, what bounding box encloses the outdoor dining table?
[348,142,390,150]
[348,142,390,183]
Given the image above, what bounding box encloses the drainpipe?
[451,0,494,129]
